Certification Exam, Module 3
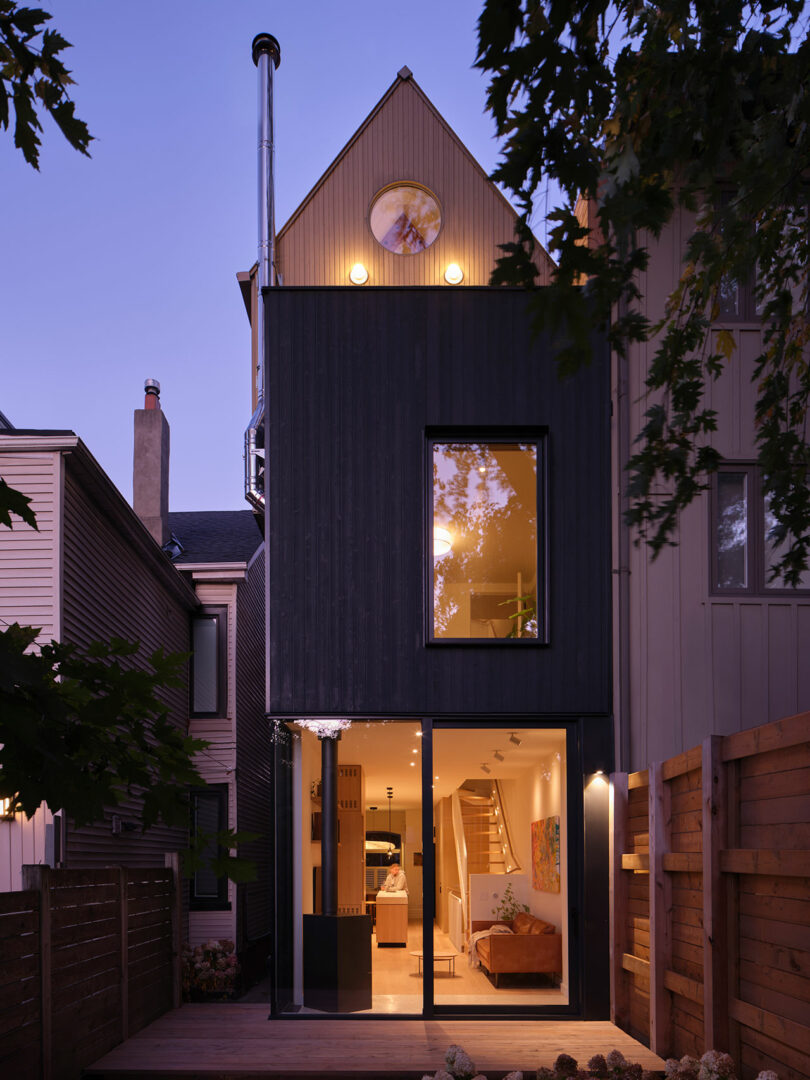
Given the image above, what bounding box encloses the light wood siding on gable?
[619,211,810,768]
[60,464,192,866]
[0,450,61,642]
[277,78,552,288]
[234,547,271,945]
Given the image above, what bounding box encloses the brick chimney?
[133,379,170,546]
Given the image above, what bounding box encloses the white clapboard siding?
[0,450,61,642]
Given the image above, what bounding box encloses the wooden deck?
[84,1005,666,1078]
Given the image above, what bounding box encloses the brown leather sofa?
[471,912,562,987]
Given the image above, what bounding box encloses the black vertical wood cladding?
[266,287,610,719]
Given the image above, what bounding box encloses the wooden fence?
[611,712,810,1080]
[0,857,181,1080]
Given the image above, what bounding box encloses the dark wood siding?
[61,462,195,866]
[234,547,274,948]
[266,287,610,718]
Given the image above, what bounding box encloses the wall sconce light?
[349,262,369,285]
[1,796,16,820]
[444,263,463,285]
[493,749,504,762]
[433,524,452,556]
[509,732,522,747]
[480,763,491,774]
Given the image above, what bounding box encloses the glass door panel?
[432,726,569,1007]
[291,719,423,1014]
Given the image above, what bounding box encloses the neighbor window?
[430,438,542,640]
[191,606,227,716]
[189,786,229,909]
[712,466,810,593]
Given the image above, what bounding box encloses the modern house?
[241,43,810,1029]
[241,56,613,1019]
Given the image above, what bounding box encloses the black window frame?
[190,605,228,718]
[425,429,547,645]
[711,464,810,595]
[189,785,230,911]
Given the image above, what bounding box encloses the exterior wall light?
[349,262,369,285]
[444,263,463,285]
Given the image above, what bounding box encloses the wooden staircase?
[459,788,507,875]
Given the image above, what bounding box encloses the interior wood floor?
[358,919,567,1013]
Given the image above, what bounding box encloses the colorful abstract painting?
[531,815,560,892]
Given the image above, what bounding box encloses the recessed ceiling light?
[412,749,418,754]
[410,761,416,767]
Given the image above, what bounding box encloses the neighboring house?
[164,508,270,983]
[0,417,196,890]
[598,201,810,770]
[0,392,271,986]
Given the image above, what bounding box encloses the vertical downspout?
[614,306,632,773]
[245,33,280,512]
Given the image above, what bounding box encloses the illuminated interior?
[432,442,539,639]
[292,721,568,1013]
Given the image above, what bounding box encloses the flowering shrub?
[181,939,240,999]
[420,1047,781,1080]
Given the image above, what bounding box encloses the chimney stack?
[133,379,170,546]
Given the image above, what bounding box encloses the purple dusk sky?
[1,1,553,512]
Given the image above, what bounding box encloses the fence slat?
[21,864,51,1080]
[649,762,672,1057]
[611,772,631,1030]
[703,735,729,1052]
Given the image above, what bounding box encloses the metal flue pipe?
[245,33,280,512]
[320,735,339,917]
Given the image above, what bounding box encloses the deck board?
[84,1007,666,1078]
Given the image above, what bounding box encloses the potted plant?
[491,881,530,923]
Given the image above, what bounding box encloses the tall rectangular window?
[430,438,542,641]
[191,606,227,717]
[189,786,229,909]
[712,466,810,593]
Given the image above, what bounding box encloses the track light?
[493,749,504,762]
[509,732,522,747]
[480,763,491,774]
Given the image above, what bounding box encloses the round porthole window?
[369,184,442,255]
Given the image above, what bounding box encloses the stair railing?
[491,779,521,874]
[450,789,469,937]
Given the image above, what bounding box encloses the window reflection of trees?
[433,443,537,638]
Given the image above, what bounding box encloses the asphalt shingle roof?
[166,510,262,564]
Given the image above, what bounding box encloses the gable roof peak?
[397,65,412,80]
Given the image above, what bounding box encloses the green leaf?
[0,478,38,529]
